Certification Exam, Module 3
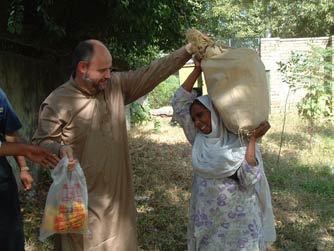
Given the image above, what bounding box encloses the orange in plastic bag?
[39,157,89,241]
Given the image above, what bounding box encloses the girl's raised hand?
[253,121,271,138]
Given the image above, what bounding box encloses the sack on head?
[186,29,270,135]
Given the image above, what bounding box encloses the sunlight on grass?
[130,113,334,251]
[21,113,333,251]
[262,112,334,251]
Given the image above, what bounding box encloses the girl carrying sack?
[186,29,270,136]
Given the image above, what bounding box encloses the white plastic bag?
[39,157,88,241]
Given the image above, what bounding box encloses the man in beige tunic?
[32,39,192,251]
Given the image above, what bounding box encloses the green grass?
[21,112,334,251]
[261,113,334,251]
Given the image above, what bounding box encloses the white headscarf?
[191,95,247,179]
[191,95,276,242]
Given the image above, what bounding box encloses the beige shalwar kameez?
[33,47,191,251]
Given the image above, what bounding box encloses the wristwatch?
[20,166,30,172]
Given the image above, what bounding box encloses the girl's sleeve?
[237,159,262,188]
[171,87,197,144]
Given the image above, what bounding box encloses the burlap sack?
[186,29,269,135]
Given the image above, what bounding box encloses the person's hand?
[201,32,213,43]
[185,32,213,55]
[25,145,59,168]
[185,43,194,54]
[249,121,271,139]
[59,145,76,171]
[20,170,33,192]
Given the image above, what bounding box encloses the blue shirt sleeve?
[0,88,22,138]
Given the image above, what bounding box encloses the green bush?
[278,46,334,124]
[165,75,179,85]
[149,76,180,108]
[130,101,151,126]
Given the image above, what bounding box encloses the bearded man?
[33,39,194,251]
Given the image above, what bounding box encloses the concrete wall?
[260,36,332,112]
[0,50,70,184]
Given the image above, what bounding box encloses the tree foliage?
[2,0,200,68]
[194,0,334,41]
[260,0,334,38]
[195,0,266,39]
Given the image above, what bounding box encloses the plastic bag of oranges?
[39,157,88,241]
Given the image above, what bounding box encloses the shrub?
[278,46,334,124]
[149,76,180,108]
[130,101,151,126]
[165,75,179,85]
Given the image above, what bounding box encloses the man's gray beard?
[83,74,100,91]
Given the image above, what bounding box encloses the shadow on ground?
[20,123,334,251]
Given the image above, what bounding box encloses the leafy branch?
[279,46,334,124]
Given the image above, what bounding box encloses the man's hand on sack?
[60,145,76,171]
[185,32,213,55]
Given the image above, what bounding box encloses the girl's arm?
[182,58,202,92]
[245,121,271,166]
[237,121,271,188]
[171,58,202,144]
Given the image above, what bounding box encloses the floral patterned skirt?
[187,176,266,251]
